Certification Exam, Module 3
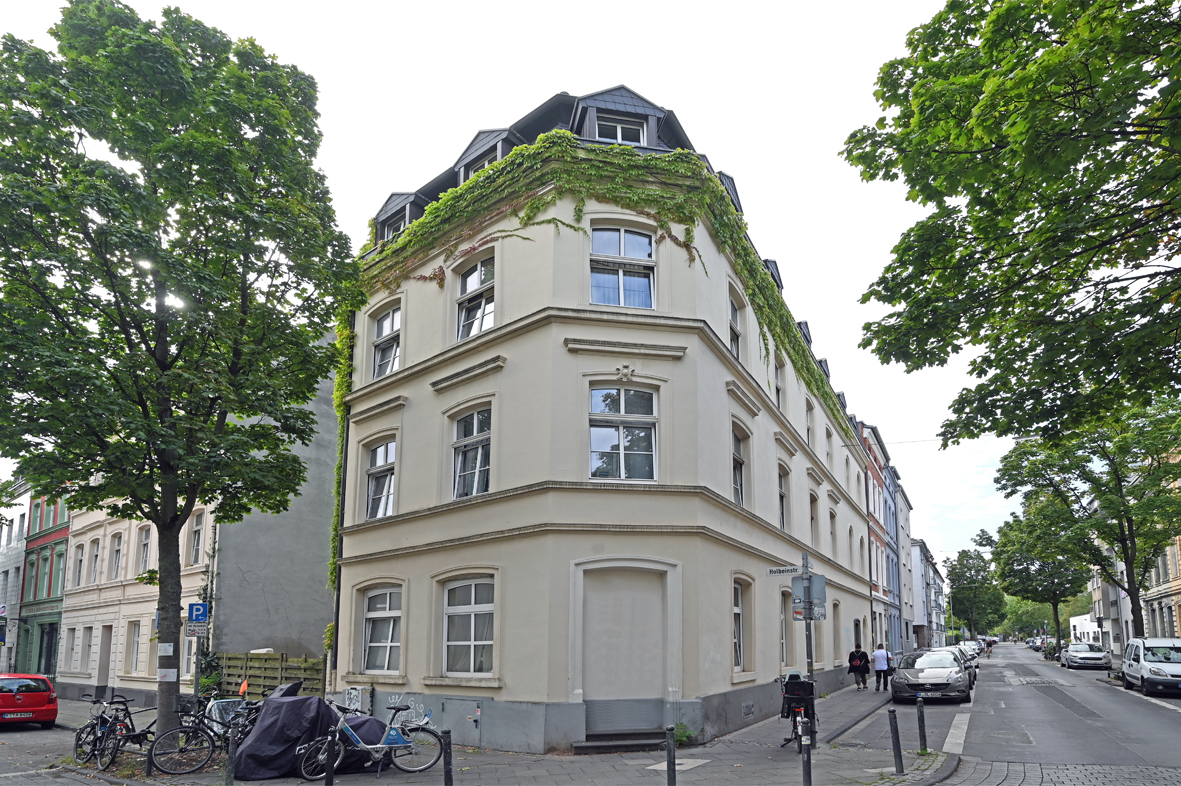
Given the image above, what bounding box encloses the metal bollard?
[665,725,677,786]
[224,721,239,786]
[442,728,454,786]
[887,707,904,775]
[324,731,336,786]
[800,718,812,786]
[916,698,928,754]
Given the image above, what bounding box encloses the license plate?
[916,692,941,698]
[2,713,33,719]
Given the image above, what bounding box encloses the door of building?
[582,568,665,732]
[95,626,113,699]
[36,623,58,677]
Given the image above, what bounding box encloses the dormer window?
[381,217,405,242]
[596,115,645,146]
[463,149,497,182]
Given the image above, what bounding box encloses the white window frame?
[805,400,815,447]
[589,387,657,481]
[37,553,49,598]
[88,540,100,584]
[109,533,122,581]
[595,114,646,146]
[82,627,93,673]
[362,586,403,674]
[589,228,654,309]
[373,306,401,379]
[778,468,789,531]
[457,259,495,341]
[465,149,497,180]
[381,215,405,242]
[733,581,744,672]
[732,432,746,506]
[74,545,84,587]
[774,363,783,410]
[453,408,492,499]
[443,577,495,677]
[138,528,151,575]
[183,638,195,677]
[190,512,204,566]
[366,439,397,519]
[65,628,76,672]
[729,298,741,360]
[127,620,140,674]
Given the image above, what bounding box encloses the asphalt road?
[843,643,1181,767]
[0,723,73,773]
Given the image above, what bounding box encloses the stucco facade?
[331,87,874,753]
[0,481,31,671]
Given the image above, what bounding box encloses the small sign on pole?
[768,566,804,577]
[188,603,209,623]
[185,621,209,638]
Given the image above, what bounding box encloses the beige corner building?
[331,87,873,753]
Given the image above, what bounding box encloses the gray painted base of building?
[57,680,157,707]
[335,670,850,753]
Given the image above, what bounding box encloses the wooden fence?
[218,652,325,700]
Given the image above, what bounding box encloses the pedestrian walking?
[848,643,870,690]
[871,643,893,691]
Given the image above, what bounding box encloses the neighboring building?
[15,495,71,677]
[911,539,945,649]
[893,468,914,653]
[1142,537,1179,639]
[331,86,874,753]
[0,479,31,671]
[1088,547,1134,653]
[1069,613,1100,644]
[858,422,897,651]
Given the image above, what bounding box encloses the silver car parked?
[891,650,973,703]
[1059,642,1111,670]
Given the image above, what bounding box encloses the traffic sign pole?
[803,553,814,686]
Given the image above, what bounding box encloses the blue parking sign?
[189,603,209,623]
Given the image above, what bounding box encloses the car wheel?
[1123,673,1135,690]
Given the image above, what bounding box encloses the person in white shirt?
[871,643,893,691]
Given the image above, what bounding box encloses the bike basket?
[783,680,814,698]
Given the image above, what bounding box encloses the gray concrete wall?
[212,375,337,658]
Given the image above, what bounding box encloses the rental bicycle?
[297,698,442,780]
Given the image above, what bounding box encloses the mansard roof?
[576,85,666,119]
[453,128,527,171]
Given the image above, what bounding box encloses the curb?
[912,753,960,786]
[52,764,155,786]
[56,721,80,732]
[821,692,891,744]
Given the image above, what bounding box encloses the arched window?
[805,400,815,447]
[362,586,403,674]
[809,494,820,545]
[848,526,854,566]
[859,537,866,576]
[833,602,842,664]
[829,511,838,555]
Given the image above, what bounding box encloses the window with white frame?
[778,467,789,531]
[805,400,814,447]
[25,559,36,599]
[65,628,76,672]
[732,431,746,506]
[74,545,84,587]
[444,578,494,676]
[381,215,405,242]
[829,511,838,555]
[366,439,397,519]
[596,115,645,145]
[53,549,65,595]
[82,627,93,672]
[138,528,151,575]
[126,620,140,674]
[109,533,122,580]
[89,540,100,584]
[190,512,204,566]
[809,494,820,545]
[183,638,195,677]
[362,586,402,673]
[589,387,656,480]
[454,408,491,499]
[38,553,49,597]
[373,307,401,379]
[774,363,783,410]
[465,149,497,180]
[733,581,745,672]
[729,298,742,359]
[457,259,495,340]
[825,427,833,469]
[590,228,653,308]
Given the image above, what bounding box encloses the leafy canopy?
[994,400,1181,636]
[943,532,1005,635]
[0,0,362,527]
[844,0,1181,441]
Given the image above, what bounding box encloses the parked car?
[931,646,977,688]
[0,675,57,729]
[1059,642,1111,670]
[1121,638,1181,695]
[891,650,972,704]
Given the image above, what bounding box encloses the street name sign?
[768,566,804,577]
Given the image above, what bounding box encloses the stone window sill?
[343,672,407,686]
[421,676,503,689]
[731,671,757,684]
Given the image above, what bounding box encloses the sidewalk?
[55,699,156,732]
[64,684,957,786]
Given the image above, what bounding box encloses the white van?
[1121,638,1181,695]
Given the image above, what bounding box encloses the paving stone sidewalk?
[944,759,1181,786]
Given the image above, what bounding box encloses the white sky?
[2,0,1018,558]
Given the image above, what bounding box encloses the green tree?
[1000,595,1052,639]
[994,402,1181,638]
[991,506,1092,648]
[0,0,361,725]
[843,0,1181,441]
[943,532,1005,638]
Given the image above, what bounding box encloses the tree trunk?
[1127,583,1146,638]
[156,521,184,731]
[1051,601,1062,650]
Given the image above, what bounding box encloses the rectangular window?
[457,259,495,340]
[138,529,151,574]
[363,587,402,673]
[445,578,494,676]
[729,299,741,359]
[590,228,653,309]
[733,582,744,672]
[778,470,788,531]
[596,116,645,145]
[74,545,85,587]
[38,554,49,597]
[109,534,122,580]
[366,440,397,519]
[732,432,745,506]
[373,307,401,379]
[53,550,65,596]
[183,638,195,677]
[774,364,783,410]
[65,629,76,672]
[454,409,492,499]
[466,149,497,179]
[81,627,93,673]
[127,621,140,674]
[190,513,204,566]
[589,387,656,480]
[24,561,36,600]
[382,216,405,241]
[825,428,833,469]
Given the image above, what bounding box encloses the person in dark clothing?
[847,643,870,690]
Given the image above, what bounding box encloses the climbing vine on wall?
[328,130,852,585]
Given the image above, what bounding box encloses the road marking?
[943,713,970,754]
[647,759,709,771]
[1138,694,1181,715]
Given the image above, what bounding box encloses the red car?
[0,674,57,729]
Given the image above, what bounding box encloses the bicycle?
[73,694,119,764]
[774,676,817,755]
[74,694,156,771]
[149,689,260,775]
[297,698,442,780]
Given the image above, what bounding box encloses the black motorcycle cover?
[233,696,335,780]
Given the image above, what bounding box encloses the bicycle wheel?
[298,735,346,781]
[73,723,98,763]
[149,726,215,775]
[390,727,443,773]
[96,733,121,771]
